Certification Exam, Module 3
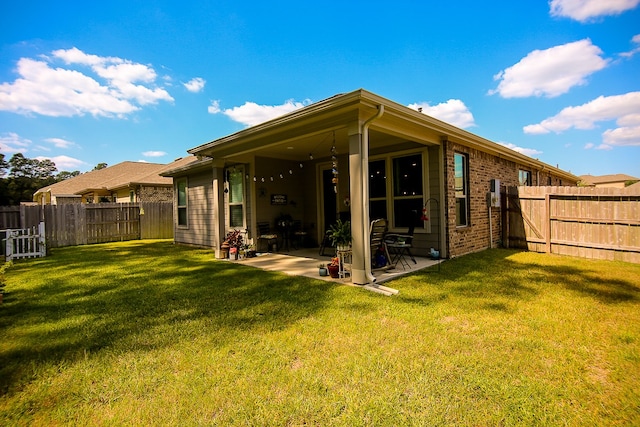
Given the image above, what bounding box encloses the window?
[369,159,387,221]
[392,154,424,228]
[228,167,245,228]
[177,178,187,227]
[368,152,425,230]
[519,169,532,186]
[130,190,135,202]
[455,153,469,227]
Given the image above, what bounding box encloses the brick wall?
[443,140,573,258]
[139,186,173,202]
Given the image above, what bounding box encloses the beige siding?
[174,171,215,248]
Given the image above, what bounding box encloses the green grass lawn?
[1,240,639,426]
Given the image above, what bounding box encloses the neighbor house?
[579,174,639,189]
[34,157,198,205]
[162,89,579,285]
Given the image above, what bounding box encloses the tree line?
[0,153,107,205]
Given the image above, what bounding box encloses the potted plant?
[327,257,340,278]
[223,229,244,260]
[328,219,351,251]
[318,263,328,277]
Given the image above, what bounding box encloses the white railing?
[4,222,46,261]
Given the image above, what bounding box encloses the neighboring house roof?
[579,174,639,186]
[34,157,199,200]
[625,180,640,193]
[181,88,579,183]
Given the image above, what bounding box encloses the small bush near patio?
[1,240,639,426]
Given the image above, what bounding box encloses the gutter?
[361,105,384,284]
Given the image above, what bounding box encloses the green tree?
[56,170,81,181]
[2,153,58,205]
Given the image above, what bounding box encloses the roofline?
[160,158,214,177]
[188,88,579,182]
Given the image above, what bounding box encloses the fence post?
[39,221,46,257]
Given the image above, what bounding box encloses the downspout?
[361,105,384,283]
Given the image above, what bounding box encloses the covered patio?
[226,247,442,295]
[183,89,447,287]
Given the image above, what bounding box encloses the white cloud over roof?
[35,155,86,170]
[209,99,310,126]
[142,151,167,157]
[183,77,206,93]
[44,138,75,149]
[0,132,31,154]
[0,47,174,118]
[524,91,640,147]
[497,142,543,158]
[408,99,476,129]
[490,39,609,98]
[549,0,640,22]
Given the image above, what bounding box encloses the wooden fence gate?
[504,186,640,263]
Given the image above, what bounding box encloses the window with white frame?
[392,153,424,228]
[369,159,387,221]
[519,169,532,186]
[177,178,187,227]
[368,152,425,229]
[228,167,245,228]
[455,152,470,227]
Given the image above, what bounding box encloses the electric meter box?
[490,179,501,208]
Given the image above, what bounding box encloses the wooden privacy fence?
[504,186,640,263]
[0,202,173,250]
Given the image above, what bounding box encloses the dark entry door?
[322,168,337,231]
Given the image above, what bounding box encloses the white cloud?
[44,137,75,149]
[183,77,206,93]
[498,142,543,157]
[524,91,640,146]
[549,0,640,22]
[142,150,167,157]
[208,100,221,114]
[35,155,86,170]
[596,144,613,151]
[0,47,174,118]
[210,99,310,126]
[489,39,609,98]
[0,132,32,153]
[408,99,476,129]
[584,142,595,149]
[620,34,640,58]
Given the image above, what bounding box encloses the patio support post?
[349,105,384,285]
[348,130,367,284]
[212,162,226,258]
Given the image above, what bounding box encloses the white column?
[212,162,227,258]
[349,131,368,284]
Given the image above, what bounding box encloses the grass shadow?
[0,240,335,394]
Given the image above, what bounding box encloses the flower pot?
[319,267,328,277]
[327,264,339,278]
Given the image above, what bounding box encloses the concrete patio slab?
[225,247,442,291]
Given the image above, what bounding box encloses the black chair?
[384,211,418,269]
[292,220,308,250]
[256,222,278,252]
[370,218,392,269]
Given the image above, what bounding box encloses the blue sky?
[1,0,639,177]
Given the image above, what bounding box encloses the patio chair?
[256,222,278,252]
[384,210,418,269]
[292,220,308,250]
[370,218,391,269]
